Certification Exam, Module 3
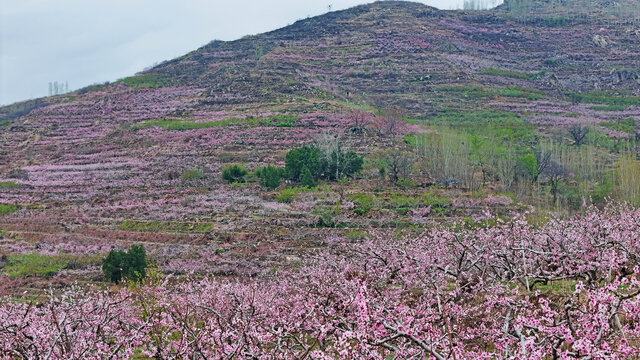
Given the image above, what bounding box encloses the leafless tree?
[540,160,570,204]
[382,149,415,182]
[349,109,370,135]
[369,107,405,138]
[568,124,589,146]
[535,149,552,182]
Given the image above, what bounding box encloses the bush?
[275,187,311,203]
[182,168,203,181]
[285,146,323,181]
[221,165,248,184]
[256,166,282,190]
[102,245,147,284]
[300,166,316,187]
[285,144,364,183]
[349,193,374,216]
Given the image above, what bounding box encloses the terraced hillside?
[0,0,639,294]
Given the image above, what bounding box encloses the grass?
[119,220,213,233]
[5,253,102,278]
[120,74,174,89]
[348,193,375,215]
[601,118,636,134]
[481,68,541,80]
[590,104,629,111]
[435,85,545,101]
[410,110,538,144]
[182,168,203,181]
[132,115,297,131]
[275,186,312,203]
[0,181,20,189]
[568,90,640,106]
[0,204,18,215]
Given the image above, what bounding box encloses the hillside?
[0,0,639,290]
[3,1,640,358]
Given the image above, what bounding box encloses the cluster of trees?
[48,81,69,96]
[221,132,363,190]
[5,206,640,358]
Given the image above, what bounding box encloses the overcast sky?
[0,0,502,106]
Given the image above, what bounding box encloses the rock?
[592,34,609,47]
[610,69,639,84]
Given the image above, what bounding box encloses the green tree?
[285,146,322,181]
[517,153,538,181]
[257,165,282,190]
[300,166,316,187]
[221,164,248,183]
[324,149,363,181]
[102,245,147,284]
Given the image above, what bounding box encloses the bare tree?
[540,160,570,204]
[369,107,405,138]
[568,124,589,146]
[535,149,552,182]
[382,149,415,182]
[349,109,370,135]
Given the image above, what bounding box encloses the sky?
[0,0,502,106]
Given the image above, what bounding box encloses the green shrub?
[256,165,283,190]
[285,146,323,181]
[102,245,147,284]
[182,168,203,181]
[275,188,300,203]
[349,193,374,216]
[221,164,248,183]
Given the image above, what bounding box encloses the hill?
[0,0,639,291]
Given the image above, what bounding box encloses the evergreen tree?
[102,245,147,284]
[300,166,316,188]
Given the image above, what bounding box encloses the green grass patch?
[348,193,375,215]
[344,230,368,241]
[481,68,540,80]
[0,181,20,189]
[590,104,629,111]
[493,86,545,100]
[532,280,577,294]
[132,115,297,131]
[275,186,311,203]
[182,168,203,181]
[5,253,102,278]
[119,220,213,233]
[435,85,544,101]
[120,74,174,89]
[0,204,18,215]
[568,90,640,106]
[541,17,570,27]
[415,110,538,144]
[601,118,636,133]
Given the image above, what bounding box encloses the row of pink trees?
[2,205,640,359]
